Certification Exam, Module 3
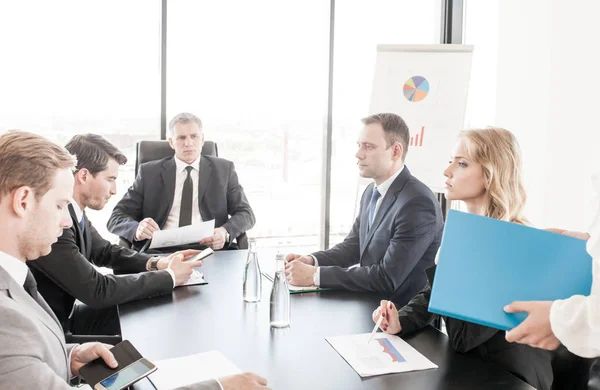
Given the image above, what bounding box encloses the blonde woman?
[372,128,553,390]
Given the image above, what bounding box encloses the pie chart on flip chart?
[403,76,430,102]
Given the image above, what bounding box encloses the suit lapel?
[68,205,87,256]
[197,156,212,214]
[82,213,92,258]
[0,267,67,362]
[160,158,177,228]
[360,167,412,259]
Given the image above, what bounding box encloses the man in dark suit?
[0,130,269,390]
[29,134,203,337]
[286,113,444,306]
[107,112,255,252]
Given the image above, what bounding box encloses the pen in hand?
[368,314,384,344]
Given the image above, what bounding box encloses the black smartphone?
[93,358,156,390]
[79,340,156,390]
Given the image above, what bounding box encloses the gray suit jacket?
[0,265,74,389]
[108,155,255,251]
[0,266,223,390]
[313,166,444,306]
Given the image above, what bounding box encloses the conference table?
[120,250,534,390]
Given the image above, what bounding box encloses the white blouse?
[550,173,600,358]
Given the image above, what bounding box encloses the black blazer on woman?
[396,266,553,390]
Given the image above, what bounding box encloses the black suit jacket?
[107,155,255,251]
[29,205,173,329]
[397,266,553,390]
[312,166,444,306]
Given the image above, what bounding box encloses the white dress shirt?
[312,166,405,286]
[550,173,600,358]
[163,156,203,230]
[0,250,28,287]
[71,200,84,225]
[370,165,404,219]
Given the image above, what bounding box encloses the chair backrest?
[135,140,218,177]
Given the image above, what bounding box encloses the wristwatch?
[149,257,160,271]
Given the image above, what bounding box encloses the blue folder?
[429,210,593,331]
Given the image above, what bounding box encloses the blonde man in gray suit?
[0,131,268,390]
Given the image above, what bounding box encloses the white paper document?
[149,219,215,249]
[326,333,438,377]
[149,351,241,390]
[177,269,207,287]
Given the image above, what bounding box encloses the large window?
[1,1,446,249]
[463,0,499,128]
[329,0,439,246]
[0,1,161,241]
[167,0,330,251]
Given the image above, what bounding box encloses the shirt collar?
[374,165,404,199]
[174,155,201,174]
[0,250,29,286]
[70,199,84,223]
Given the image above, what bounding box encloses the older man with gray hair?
[108,112,255,252]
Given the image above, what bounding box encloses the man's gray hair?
[168,112,203,136]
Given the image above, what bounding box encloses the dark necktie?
[79,215,85,233]
[23,269,39,301]
[368,188,381,228]
[179,166,194,227]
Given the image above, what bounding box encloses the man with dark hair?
[285,113,444,307]
[29,134,204,337]
[107,112,255,252]
[0,130,270,390]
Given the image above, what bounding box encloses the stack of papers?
[149,351,241,390]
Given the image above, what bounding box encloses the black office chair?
[550,345,598,390]
[65,332,122,345]
[135,140,218,176]
[590,359,600,390]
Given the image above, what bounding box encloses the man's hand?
[285,253,314,265]
[135,218,160,241]
[502,228,588,350]
[156,249,202,270]
[219,372,270,390]
[372,300,402,334]
[284,260,316,286]
[70,342,117,377]
[168,253,204,285]
[504,301,561,350]
[199,227,228,250]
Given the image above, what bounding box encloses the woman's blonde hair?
[459,127,528,224]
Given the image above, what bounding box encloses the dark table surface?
[120,250,533,390]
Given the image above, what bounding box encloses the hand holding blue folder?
[428,210,593,331]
